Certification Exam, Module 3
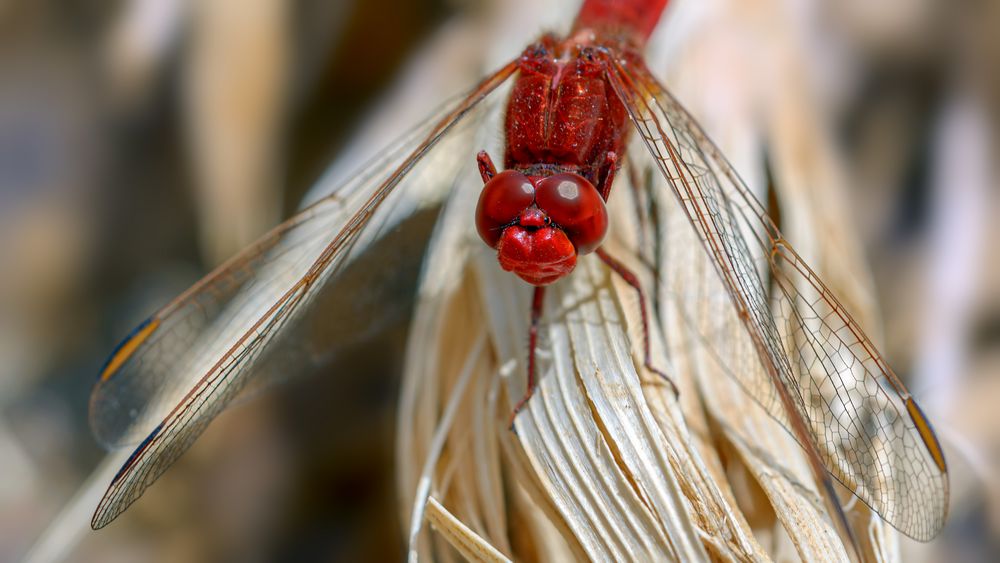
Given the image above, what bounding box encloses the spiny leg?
[510,285,546,428]
[595,248,678,396]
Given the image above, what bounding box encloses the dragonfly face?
[475,169,608,285]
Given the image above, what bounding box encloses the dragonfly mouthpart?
[517,206,548,228]
[496,223,576,286]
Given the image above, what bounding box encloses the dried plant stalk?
[395,2,903,559]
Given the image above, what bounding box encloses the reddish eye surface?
[475,170,535,248]
[535,173,608,254]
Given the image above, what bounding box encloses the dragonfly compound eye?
[475,170,536,248]
[534,173,608,254]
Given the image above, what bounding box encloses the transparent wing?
[88,60,518,529]
[606,56,948,540]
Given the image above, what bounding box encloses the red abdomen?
[574,0,668,46]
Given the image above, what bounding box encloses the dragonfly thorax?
[503,35,631,194]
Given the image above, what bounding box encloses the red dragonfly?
[89,0,949,543]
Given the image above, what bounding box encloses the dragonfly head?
[476,170,608,286]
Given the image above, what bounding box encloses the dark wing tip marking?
[905,397,948,474]
[110,421,164,487]
[97,317,161,383]
[91,421,165,529]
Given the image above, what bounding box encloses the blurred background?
[0,0,996,561]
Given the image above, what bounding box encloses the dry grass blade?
[425,497,512,563]
[396,2,907,557]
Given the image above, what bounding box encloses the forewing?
[89,60,517,529]
[605,57,948,540]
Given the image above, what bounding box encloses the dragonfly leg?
[599,150,619,201]
[595,248,678,396]
[477,150,498,183]
[509,285,547,428]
